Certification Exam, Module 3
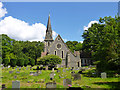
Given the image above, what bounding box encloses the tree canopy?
[37,54,62,67]
[82,16,120,72]
[1,34,44,67]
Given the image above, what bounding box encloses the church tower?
[44,14,53,53]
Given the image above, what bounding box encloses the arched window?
[55,51,56,55]
[62,51,63,58]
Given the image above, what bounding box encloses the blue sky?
[0,2,118,42]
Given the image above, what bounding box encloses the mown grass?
[1,65,120,89]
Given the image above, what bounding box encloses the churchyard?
[1,65,120,89]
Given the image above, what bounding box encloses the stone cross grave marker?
[101,72,107,79]
[12,80,20,88]
[46,82,57,88]
[63,79,72,87]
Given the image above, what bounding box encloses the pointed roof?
[44,14,53,41]
[47,14,52,31]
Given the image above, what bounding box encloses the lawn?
[1,65,120,89]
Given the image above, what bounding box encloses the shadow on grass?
[93,81,120,89]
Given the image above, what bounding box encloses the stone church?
[41,14,91,68]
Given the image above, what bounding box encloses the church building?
[41,14,81,68]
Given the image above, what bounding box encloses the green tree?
[38,55,62,67]
[82,16,120,71]
[30,58,35,67]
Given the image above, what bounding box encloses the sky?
[0,2,118,42]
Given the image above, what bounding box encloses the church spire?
[45,14,53,41]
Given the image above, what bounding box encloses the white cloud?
[0,16,58,41]
[0,2,7,18]
[84,20,99,30]
[80,41,83,43]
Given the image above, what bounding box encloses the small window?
[55,51,56,55]
[48,42,50,46]
[62,51,63,58]
[58,37,60,41]
[78,62,79,67]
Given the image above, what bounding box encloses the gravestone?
[30,67,32,70]
[16,71,20,74]
[37,70,42,74]
[101,72,107,79]
[19,67,21,70]
[73,73,81,80]
[12,80,20,88]
[57,70,60,73]
[63,79,72,87]
[22,67,24,70]
[46,82,57,88]
[33,72,38,76]
[63,69,66,72]
[30,72,34,75]
[50,72,54,80]
[9,71,13,74]
[26,67,28,70]
[14,76,17,79]
[45,66,48,70]
[52,68,54,72]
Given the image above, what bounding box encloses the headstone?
[12,80,20,88]
[46,82,57,88]
[14,76,17,79]
[63,69,66,72]
[37,70,42,74]
[57,70,60,73]
[50,72,54,80]
[30,72,34,75]
[9,71,13,74]
[26,67,28,70]
[45,66,48,70]
[30,67,32,70]
[19,67,21,70]
[8,65,10,68]
[33,72,38,76]
[22,67,24,70]
[16,71,20,74]
[73,73,81,80]
[63,79,72,87]
[101,72,107,79]
[52,68,54,72]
